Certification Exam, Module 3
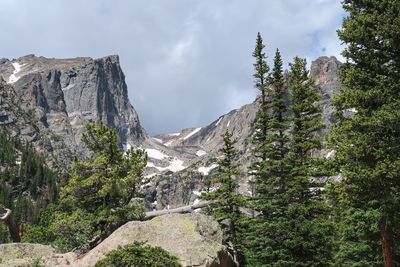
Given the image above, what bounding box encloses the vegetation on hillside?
[0,130,57,243]
[22,123,147,252]
[202,130,245,265]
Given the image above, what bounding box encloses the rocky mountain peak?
[0,54,148,164]
[310,56,341,85]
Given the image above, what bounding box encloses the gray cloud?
[0,0,345,135]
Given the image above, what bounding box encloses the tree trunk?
[0,208,20,242]
[380,216,394,267]
[143,200,216,220]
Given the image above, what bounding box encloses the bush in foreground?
[95,241,181,267]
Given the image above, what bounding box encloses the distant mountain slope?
[148,56,342,209]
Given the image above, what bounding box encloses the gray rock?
[0,243,56,267]
[42,213,232,267]
[0,55,149,168]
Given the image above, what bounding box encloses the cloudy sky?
[0,0,345,135]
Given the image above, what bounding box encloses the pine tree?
[328,1,400,266]
[251,32,271,163]
[245,33,271,266]
[249,32,271,213]
[245,49,292,266]
[202,130,244,265]
[285,56,333,266]
[59,123,147,245]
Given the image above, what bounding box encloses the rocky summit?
[0,55,148,165]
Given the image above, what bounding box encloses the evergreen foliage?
[251,32,271,164]
[328,1,400,265]
[202,130,244,264]
[285,56,333,266]
[61,123,147,215]
[245,49,292,266]
[94,241,181,267]
[246,34,333,266]
[0,129,57,243]
[24,123,148,251]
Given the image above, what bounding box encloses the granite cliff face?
[0,55,148,164]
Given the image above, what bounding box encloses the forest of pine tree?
[0,130,57,243]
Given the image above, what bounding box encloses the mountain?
[0,55,148,166]
[0,54,342,209]
[148,56,342,209]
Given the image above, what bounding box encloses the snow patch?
[146,162,156,168]
[183,127,201,140]
[347,107,358,113]
[145,148,167,160]
[8,62,25,84]
[193,190,202,196]
[166,158,185,172]
[215,117,223,126]
[196,150,207,157]
[146,159,185,173]
[198,163,218,175]
[152,137,163,143]
[226,120,230,127]
[193,198,200,205]
[122,143,132,152]
[164,140,174,147]
[168,132,181,137]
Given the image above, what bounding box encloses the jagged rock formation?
[0,54,197,176]
[0,55,148,166]
[0,78,73,169]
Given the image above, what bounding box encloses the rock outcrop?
[0,243,55,267]
[0,55,148,166]
[42,213,232,267]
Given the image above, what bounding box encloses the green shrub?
[94,241,181,267]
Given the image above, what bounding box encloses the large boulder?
[42,213,234,267]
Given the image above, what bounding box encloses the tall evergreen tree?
[245,33,271,266]
[245,49,292,266]
[202,130,244,265]
[285,56,333,266]
[328,1,400,266]
[251,32,271,163]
